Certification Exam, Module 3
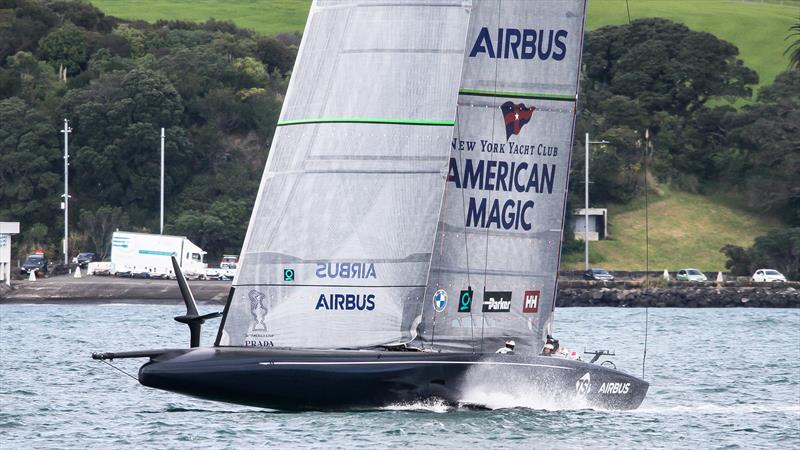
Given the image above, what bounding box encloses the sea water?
[0,304,798,449]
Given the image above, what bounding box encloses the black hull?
[138,348,648,410]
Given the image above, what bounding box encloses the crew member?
[543,334,560,355]
[496,339,515,354]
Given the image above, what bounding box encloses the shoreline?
[1,275,798,307]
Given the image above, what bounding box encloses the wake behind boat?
[93,0,649,411]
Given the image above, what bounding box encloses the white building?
[0,222,20,286]
[573,208,607,241]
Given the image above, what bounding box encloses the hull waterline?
[139,348,648,410]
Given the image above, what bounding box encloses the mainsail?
[218,0,473,348]
[413,0,588,354]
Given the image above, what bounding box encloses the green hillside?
[91,0,311,35]
[91,0,798,87]
[561,190,783,272]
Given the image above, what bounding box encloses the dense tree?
[786,19,800,71]
[584,18,758,116]
[78,205,128,260]
[0,0,294,262]
[722,228,800,280]
[573,17,761,214]
[38,23,88,75]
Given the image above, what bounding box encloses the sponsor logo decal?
[598,382,631,394]
[283,268,295,282]
[245,289,274,347]
[523,290,540,313]
[469,27,569,61]
[501,102,536,140]
[433,289,448,313]
[458,289,473,313]
[315,293,375,311]
[315,262,376,279]
[248,290,268,331]
[575,372,591,395]
[482,291,512,312]
[447,157,556,231]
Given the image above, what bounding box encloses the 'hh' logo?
[501,102,535,140]
[523,290,540,313]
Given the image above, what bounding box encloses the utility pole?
[160,127,165,235]
[584,132,610,271]
[61,119,72,265]
[584,133,589,271]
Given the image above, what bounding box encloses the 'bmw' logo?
[433,289,448,312]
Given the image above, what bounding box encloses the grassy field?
[91,0,799,87]
[561,190,783,271]
[91,0,312,35]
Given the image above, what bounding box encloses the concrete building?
[0,222,20,286]
[573,208,607,241]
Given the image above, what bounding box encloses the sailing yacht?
[94,0,648,410]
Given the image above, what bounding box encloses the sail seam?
[277,118,455,126]
[459,89,576,102]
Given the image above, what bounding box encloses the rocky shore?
[556,286,799,308]
[1,276,798,307]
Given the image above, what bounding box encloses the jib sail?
[217,0,472,349]
[413,0,588,354]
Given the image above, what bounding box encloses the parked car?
[677,268,707,282]
[751,269,787,283]
[72,252,97,268]
[583,268,615,281]
[20,253,48,275]
[204,267,223,280]
[221,267,237,281]
[220,254,239,270]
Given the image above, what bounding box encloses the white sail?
[218,0,473,349]
[414,0,588,354]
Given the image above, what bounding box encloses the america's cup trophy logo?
[248,289,268,331]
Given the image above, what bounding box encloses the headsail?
[413,0,588,355]
[218,0,473,349]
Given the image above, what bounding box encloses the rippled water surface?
[1,304,798,448]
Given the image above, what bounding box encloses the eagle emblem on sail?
[500,101,535,140]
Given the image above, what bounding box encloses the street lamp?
[584,132,610,271]
[61,119,72,265]
[160,127,165,235]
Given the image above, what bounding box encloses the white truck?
[109,231,207,279]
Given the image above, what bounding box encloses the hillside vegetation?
[562,191,783,271]
[2,1,795,275]
[91,0,799,87]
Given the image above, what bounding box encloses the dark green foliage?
[0,0,296,263]
[584,18,758,116]
[38,23,87,74]
[786,18,800,71]
[721,228,800,280]
[714,71,800,225]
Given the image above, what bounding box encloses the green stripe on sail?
[277,118,454,126]
[459,89,575,102]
